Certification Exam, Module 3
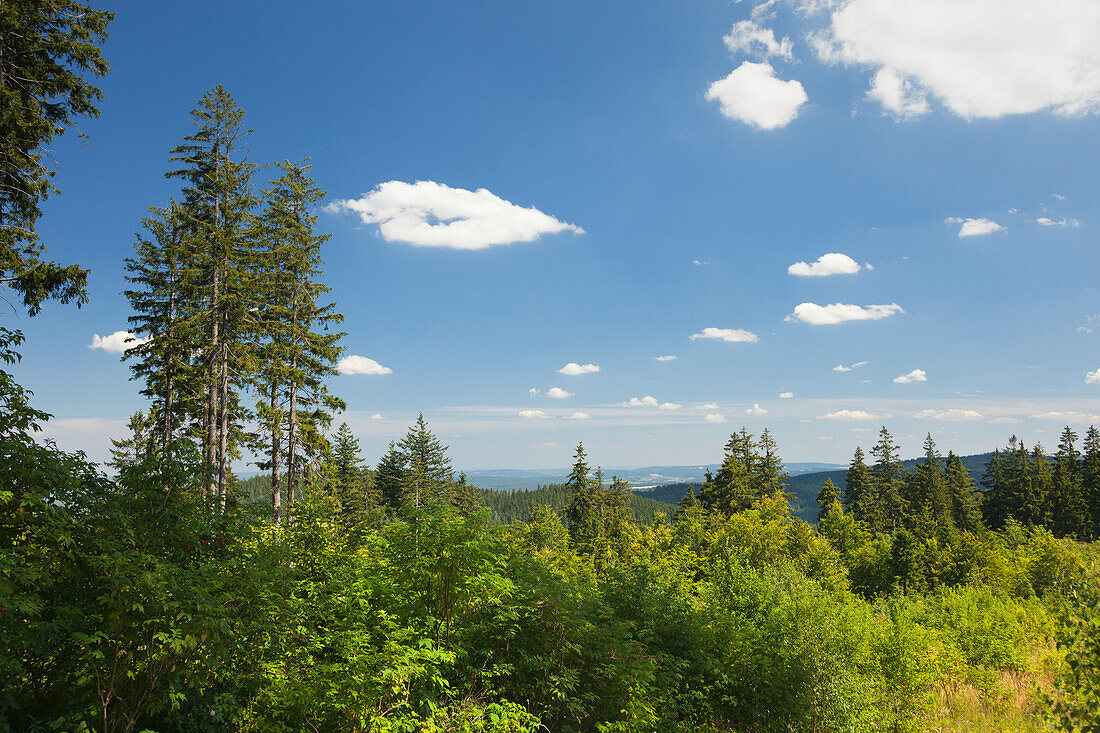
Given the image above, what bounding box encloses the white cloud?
[706,61,808,130]
[1037,216,1081,227]
[818,435,835,441]
[529,388,540,397]
[894,369,927,384]
[812,0,1100,120]
[626,396,659,407]
[833,360,867,372]
[327,180,583,250]
[565,411,591,420]
[705,413,727,423]
[547,387,574,399]
[787,303,904,325]
[558,362,600,375]
[655,355,677,362]
[693,259,708,265]
[659,402,683,411]
[990,417,1023,424]
[947,217,1005,238]
[867,67,929,118]
[821,409,879,420]
[1052,193,1067,200]
[1087,368,1100,384]
[724,19,794,60]
[519,409,551,419]
[337,355,393,375]
[690,327,760,343]
[745,403,768,416]
[698,402,721,410]
[914,408,984,421]
[779,392,794,399]
[1030,410,1100,421]
[371,413,385,420]
[787,252,862,277]
[88,331,148,354]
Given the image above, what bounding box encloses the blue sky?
[14,0,1100,470]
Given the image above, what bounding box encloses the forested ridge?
[3,5,1100,733]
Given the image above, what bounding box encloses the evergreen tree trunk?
[271,377,283,522]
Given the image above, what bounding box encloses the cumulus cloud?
[519,409,551,419]
[788,252,862,277]
[690,327,760,343]
[626,396,659,407]
[833,361,867,372]
[706,61,808,130]
[745,403,768,416]
[697,402,720,410]
[327,180,583,250]
[1036,216,1081,227]
[371,413,385,420]
[655,355,677,362]
[779,392,794,399]
[558,362,600,375]
[565,411,591,420]
[660,402,683,411]
[1088,368,1100,384]
[914,408,984,421]
[705,413,727,423]
[724,19,795,60]
[88,331,149,354]
[894,369,927,384]
[547,387,574,399]
[947,217,1005,237]
[811,0,1100,120]
[820,409,879,420]
[787,303,904,325]
[337,355,393,375]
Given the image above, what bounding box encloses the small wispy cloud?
[787,303,904,326]
[946,217,1004,238]
[558,362,600,375]
[833,361,868,373]
[1036,216,1081,227]
[787,253,862,277]
[655,355,677,362]
[894,369,927,384]
[690,327,759,343]
[779,392,794,399]
[88,331,149,354]
[914,408,983,421]
[529,388,540,397]
[338,355,393,375]
[565,411,591,420]
[519,409,551,419]
[371,413,385,420]
[820,409,879,421]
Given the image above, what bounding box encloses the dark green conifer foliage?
[944,451,981,531]
[817,478,842,521]
[108,411,152,473]
[253,160,345,516]
[0,0,112,315]
[1052,427,1091,539]
[844,446,871,518]
[869,427,906,533]
[398,413,454,510]
[755,428,790,500]
[700,429,756,515]
[451,472,482,517]
[165,85,258,502]
[375,441,406,511]
[1083,426,1100,532]
[565,443,600,553]
[906,434,949,528]
[675,484,700,519]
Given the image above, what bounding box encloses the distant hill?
[465,462,843,491]
[634,453,995,524]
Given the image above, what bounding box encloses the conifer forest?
[2,2,1100,732]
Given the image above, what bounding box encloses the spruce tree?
[700,430,756,515]
[0,1,112,316]
[944,451,981,531]
[817,478,842,521]
[755,428,790,501]
[166,86,258,502]
[398,414,453,510]
[565,443,600,554]
[375,441,407,512]
[1083,426,1100,532]
[108,411,152,473]
[1052,426,1091,539]
[906,434,949,528]
[868,427,906,533]
[844,447,872,522]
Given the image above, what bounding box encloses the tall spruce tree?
[868,427,906,533]
[844,446,872,522]
[699,430,756,515]
[375,441,407,512]
[253,160,344,511]
[565,443,601,554]
[165,86,257,502]
[817,478,842,521]
[1083,426,1100,532]
[0,1,112,316]
[1052,426,1091,539]
[905,434,949,529]
[398,414,453,510]
[944,451,981,531]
